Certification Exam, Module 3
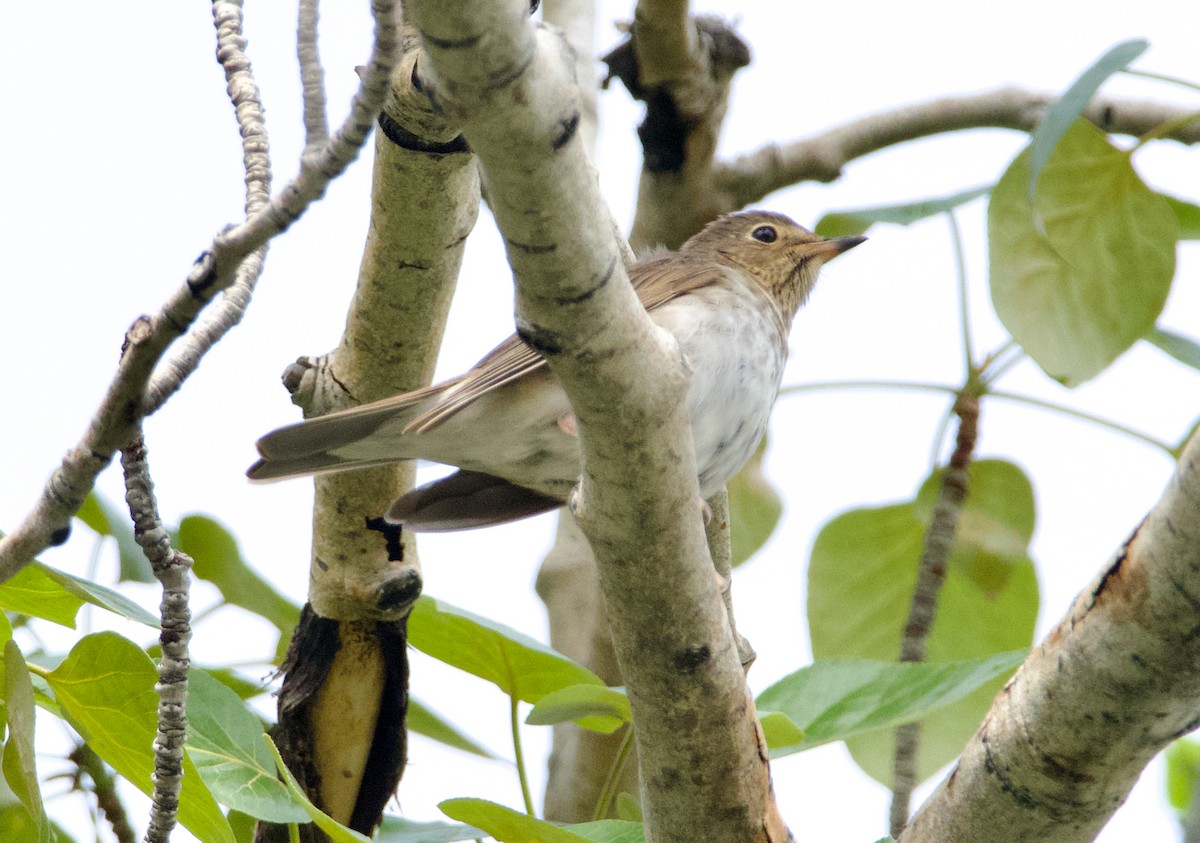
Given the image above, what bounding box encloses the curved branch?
[715,85,1200,209]
[903,430,1200,841]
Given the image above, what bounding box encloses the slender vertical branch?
[121,433,194,843]
[297,0,330,149]
[890,393,980,836]
[69,744,136,843]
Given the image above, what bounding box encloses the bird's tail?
[247,386,444,482]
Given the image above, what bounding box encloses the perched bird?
[249,211,863,530]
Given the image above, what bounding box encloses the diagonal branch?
[714,85,1200,210]
[902,430,1200,841]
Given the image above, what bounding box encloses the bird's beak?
[817,234,867,259]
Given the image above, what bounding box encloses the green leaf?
[807,461,1039,785]
[1027,38,1149,200]
[756,653,1026,757]
[0,805,71,843]
[375,815,486,842]
[439,798,591,843]
[37,564,159,628]
[266,735,367,842]
[0,561,158,629]
[408,697,500,759]
[568,819,646,843]
[76,492,153,582]
[614,794,642,823]
[1145,327,1200,372]
[990,119,1177,386]
[0,565,84,628]
[2,641,51,842]
[816,185,991,237]
[526,684,631,733]
[727,438,783,566]
[1164,194,1200,239]
[177,515,301,641]
[408,596,604,703]
[186,669,308,823]
[757,711,805,748]
[46,633,235,843]
[1166,738,1200,813]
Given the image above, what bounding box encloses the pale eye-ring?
[751,225,777,243]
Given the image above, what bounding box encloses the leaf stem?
[1122,68,1200,94]
[947,210,975,374]
[511,694,535,816]
[592,726,636,821]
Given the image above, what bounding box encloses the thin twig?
[69,744,137,843]
[143,0,272,415]
[889,393,980,836]
[0,0,401,583]
[122,433,194,843]
[297,0,330,149]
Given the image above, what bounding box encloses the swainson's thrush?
[249,211,863,530]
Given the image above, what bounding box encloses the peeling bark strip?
[902,433,1200,842]
[891,394,980,836]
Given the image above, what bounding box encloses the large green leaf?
[1165,738,1200,814]
[0,562,158,629]
[439,798,591,843]
[568,819,646,843]
[807,460,1039,785]
[177,515,301,642]
[990,119,1177,386]
[816,185,991,237]
[1026,38,1148,199]
[408,596,604,703]
[46,633,234,843]
[375,816,485,842]
[1164,195,1200,239]
[756,653,1026,758]
[727,438,783,566]
[408,697,500,759]
[526,684,631,734]
[2,641,51,842]
[76,492,154,582]
[186,669,308,823]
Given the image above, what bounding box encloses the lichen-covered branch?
[902,430,1200,841]
[121,434,193,843]
[406,2,785,839]
[261,28,477,838]
[714,86,1200,210]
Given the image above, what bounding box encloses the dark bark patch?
[673,644,711,674]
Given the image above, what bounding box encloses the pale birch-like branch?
[715,86,1200,209]
[261,31,477,835]
[902,431,1200,841]
[297,0,330,149]
[0,0,400,583]
[406,2,785,840]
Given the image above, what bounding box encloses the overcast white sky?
[3,1,1200,841]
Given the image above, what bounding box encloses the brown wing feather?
[404,254,728,434]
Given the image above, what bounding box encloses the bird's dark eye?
[751,225,777,243]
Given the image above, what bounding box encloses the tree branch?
[714,86,1200,210]
[406,3,785,839]
[903,430,1200,841]
[0,0,400,583]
